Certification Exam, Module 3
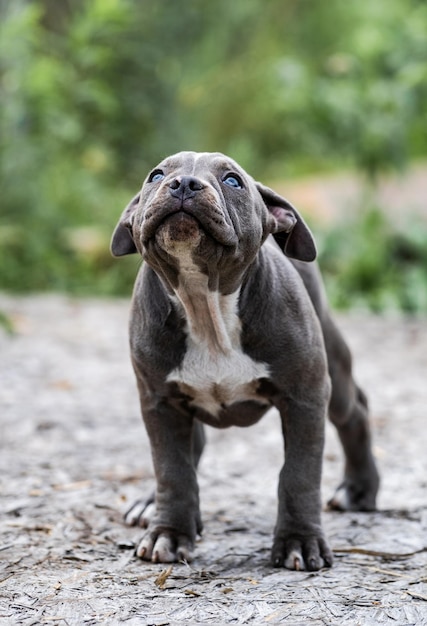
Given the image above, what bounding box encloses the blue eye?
[149,169,165,183]
[223,174,243,189]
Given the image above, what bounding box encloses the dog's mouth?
[142,200,238,248]
[155,211,203,248]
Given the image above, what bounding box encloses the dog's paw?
[328,472,379,512]
[125,499,202,563]
[124,498,156,528]
[271,533,333,571]
[135,529,194,563]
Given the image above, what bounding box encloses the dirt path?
[0,294,426,625]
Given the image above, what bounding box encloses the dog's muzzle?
[141,176,238,247]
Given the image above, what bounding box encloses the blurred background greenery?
[1,0,427,311]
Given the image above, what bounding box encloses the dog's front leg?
[272,397,333,571]
[134,398,202,563]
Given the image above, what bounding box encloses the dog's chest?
[164,256,269,416]
[166,245,269,416]
[167,339,270,416]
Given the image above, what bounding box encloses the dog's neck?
[168,245,241,354]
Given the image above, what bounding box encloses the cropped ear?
[256,182,316,262]
[110,193,140,257]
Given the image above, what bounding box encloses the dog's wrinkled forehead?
[146,151,251,186]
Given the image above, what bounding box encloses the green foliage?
[0,310,14,335]
[0,0,426,305]
[0,0,137,294]
[318,208,427,313]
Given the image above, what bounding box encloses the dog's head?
[111,151,316,290]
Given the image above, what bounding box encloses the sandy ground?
[0,294,426,625]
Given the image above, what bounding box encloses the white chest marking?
[168,335,270,416]
[165,246,270,416]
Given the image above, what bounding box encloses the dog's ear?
[110,194,140,257]
[256,182,316,262]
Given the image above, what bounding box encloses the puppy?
[111,151,379,570]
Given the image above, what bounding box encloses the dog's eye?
[148,169,165,183]
[223,174,243,189]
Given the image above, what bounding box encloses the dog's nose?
[169,176,204,201]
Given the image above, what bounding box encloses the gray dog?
[111,151,379,571]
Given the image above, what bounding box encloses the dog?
[111,151,379,571]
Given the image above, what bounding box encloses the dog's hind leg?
[291,260,379,511]
[323,317,380,511]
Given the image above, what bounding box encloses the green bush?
[0,0,137,294]
[1,0,426,305]
[318,208,427,313]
